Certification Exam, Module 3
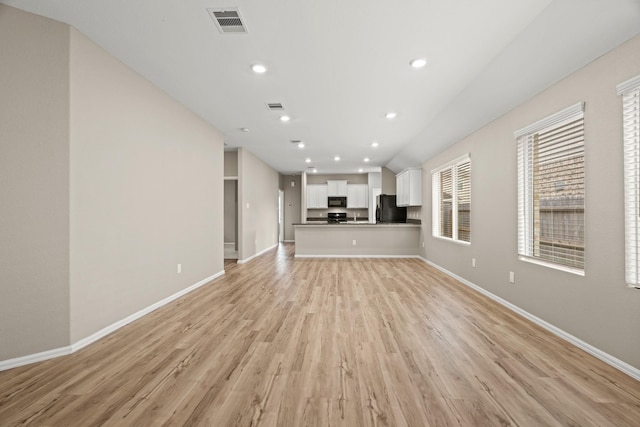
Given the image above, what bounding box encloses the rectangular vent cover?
[207,8,247,34]
[266,102,285,111]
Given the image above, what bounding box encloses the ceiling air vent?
[266,102,285,111]
[207,8,247,34]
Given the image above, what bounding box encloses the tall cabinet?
[396,168,422,207]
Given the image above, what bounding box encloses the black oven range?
[327,212,347,223]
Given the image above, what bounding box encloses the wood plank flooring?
[1,243,639,426]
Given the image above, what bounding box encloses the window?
[516,102,585,273]
[432,154,471,243]
[617,74,640,288]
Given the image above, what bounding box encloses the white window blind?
[432,154,471,243]
[456,160,471,242]
[516,102,585,271]
[617,75,640,288]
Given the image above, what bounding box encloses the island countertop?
[293,222,420,227]
[294,222,422,257]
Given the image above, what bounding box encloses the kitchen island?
[293,222,422,257]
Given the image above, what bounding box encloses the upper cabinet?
[327,180,348,197]
[396,168,422,207]
[347,184,368,208]
[307,184,328,209]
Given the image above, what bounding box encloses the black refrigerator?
[376,194,407,223]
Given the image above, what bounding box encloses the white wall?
[0,6,71,360]
[224,151,239,247]
[283,175,301,241]
[422,34,640,370]
[0,5,226,362]
[224,180,238,244]
[238,148,280,261]
[224,150,238,177]
[68,28,225,342]
[381,167,396,194]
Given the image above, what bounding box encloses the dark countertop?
[293,222,421,227]
[301,218,421,225]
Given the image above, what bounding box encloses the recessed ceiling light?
[298,141,305,148]
[305,158,311,163]
[364,157,370,163]
[280,115,291,122]
[358,168,363,173]
[410,58,427,68]
[334,156,340,161]
[385,112,397,120]
[251,64,267,74]
[240,127,249,132]
[371,141,379,148]
[313,168,318,173]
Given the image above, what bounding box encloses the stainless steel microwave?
[327,196,347,208]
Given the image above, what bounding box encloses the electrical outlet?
[472,258,476,268]
[177,264,182,274]
[509,271,515,284]
[352,240,357,246]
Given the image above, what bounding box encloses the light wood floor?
[1,244,639,426]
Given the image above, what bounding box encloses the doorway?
[224,178,239,259]
[278,189,284,243]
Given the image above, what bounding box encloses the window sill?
[433,235,471,246]
[518,255,584,276]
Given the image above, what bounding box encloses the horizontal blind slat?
[456,160,471,242]
[623,86,640,285]
[517,108,584,269]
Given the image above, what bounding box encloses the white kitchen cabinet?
[327,180,348,197]
[396,168,422,207]
[307,184,328,209]
[396,172,409,206]
[347,184,368,208]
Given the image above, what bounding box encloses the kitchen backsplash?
[306,208,368,218]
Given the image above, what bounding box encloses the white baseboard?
[0,270,225,372]
[70,270,224,353]
[295,254,421,259]
[421,258,640,382]
[0,346,73,372]
[283,240,295,243]
[238,243,278,264]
